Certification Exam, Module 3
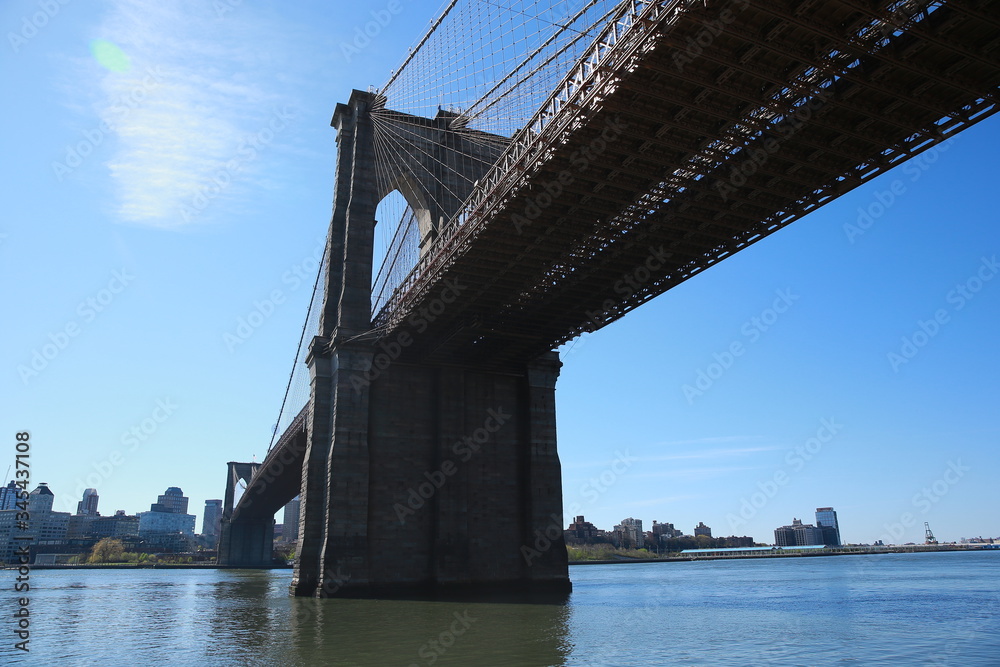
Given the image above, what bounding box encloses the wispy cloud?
[79,0,297,228]
[632,445,784,463]
[612,494,705,509]
[652,435,769,448]
[563,437,781,470]
[628,465,768,481]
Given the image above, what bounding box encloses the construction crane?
[924,522,938,545]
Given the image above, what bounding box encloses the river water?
[4,551,998,665]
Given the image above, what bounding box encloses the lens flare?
[89,39,130,72]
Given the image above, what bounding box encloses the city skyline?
[3,0,998,547]
[23,480,998,548]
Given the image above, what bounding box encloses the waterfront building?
[28,483,54,513]
[0,483,71,563]
[28,484,71,542]
[815,507,842,546]
[76,488,100,515]
[715,535,755,548]
[142,531,198,553]
[774,524,794,546]
[138,510,195,536]
[0,510,19,562]
[66,514,98,539]
[565,515,604,543]
[156,487,189,514]
[203,499,223,542]
[139,487,196,537]
[92,511,139,539]
[774,518,826,546]
[613,517,644,549]
[0,480,20,510]
[37,512,73,544]
[281,497,300,543]
[651,521,680,538]
[694,522,712,538]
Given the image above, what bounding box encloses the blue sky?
[3,0,998,546]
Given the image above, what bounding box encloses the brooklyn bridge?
[216,0,1000,597]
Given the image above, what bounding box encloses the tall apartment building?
[138,487,196,537]
[76,488,100,515]
[815,507,842,546]
[156,487,189,514]
[0,483,70,563]
[614,517,644,549]
[203,499,223,541]
[282,497,300,543]
[651,521,679,538]
[0,480,21,510]
[774,518,825,546]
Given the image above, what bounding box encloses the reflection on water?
[8,568,572,666]
[4,552,999,665]
[282,592,571,666]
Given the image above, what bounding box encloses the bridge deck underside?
[379,0,999,368]
[233,405,307,522]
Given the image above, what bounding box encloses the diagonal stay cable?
[267,233,329,451]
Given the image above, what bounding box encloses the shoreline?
[10,545,995,570]
[569,544,997,565]
[14,563,293,570]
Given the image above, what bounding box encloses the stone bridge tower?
[217,461,272,567]
[290,90,570,598]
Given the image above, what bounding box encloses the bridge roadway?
[229,405,307,526]
[373,0,1000,369]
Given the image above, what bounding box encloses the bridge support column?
[290,336,334,595]
[292,351,569,597]
[217,517,275,567]
[217,461,276,567]
[523,353,568,584]
[316,341,374,595]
